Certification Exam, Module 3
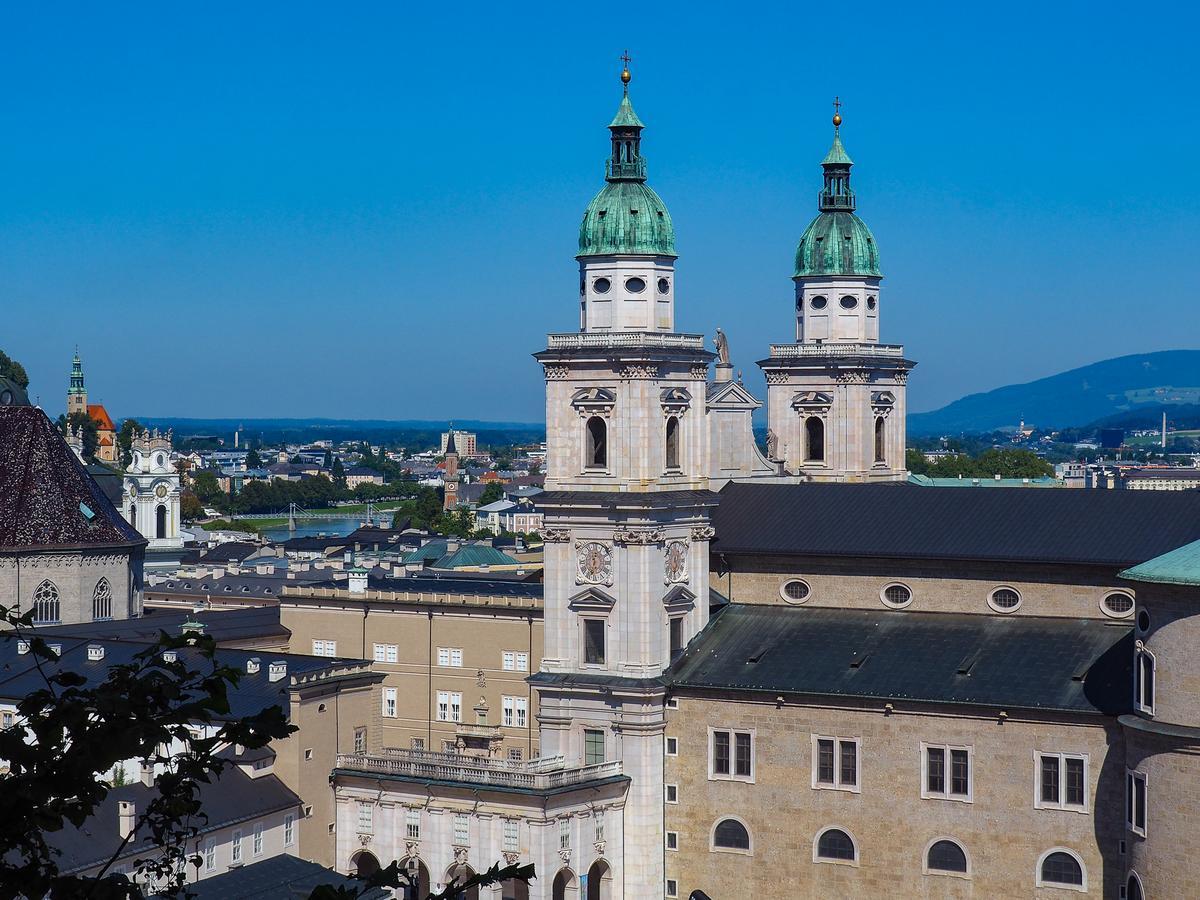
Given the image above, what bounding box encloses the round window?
[810,296,828,310]
[626,276,647,293]
[1138,609,1151,633]
[881,583,912,607]
[593,277,611,294]
[989,587,1021,612]
[840,295,858,309]
[1102,592,1134,617]
[658,277,670,294]
[780,579,811,603]
[867,296,877,310]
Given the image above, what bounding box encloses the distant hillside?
[1086,403,1200,431]
[908,350,1200,435]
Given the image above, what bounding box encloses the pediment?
[791,390,834,410]
[706,380,762,410]
[870,391,896,406]
[662,584,697,611]
[569,585,618,610]
[571,387,617,412]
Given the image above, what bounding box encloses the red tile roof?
[87,404,115,432]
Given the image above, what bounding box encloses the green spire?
[609,92,645,129]
[68,349,84,395]
[821,133,853,166]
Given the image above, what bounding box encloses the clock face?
[155,484,168,498]
[128,485,137,498]
[576,541,613,585]
[664,540,688,584]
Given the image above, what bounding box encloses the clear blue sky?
[3,2,1197,423]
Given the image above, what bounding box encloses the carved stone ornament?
[894,371,909,385]
[613,527,664,545]
[544,365,570,380]
[357,833,373,846]
[503,851,521,866]
[576,541,613,586]
[619,364,659,380]
[405,840,421,858]
[690,364,709,380]
[593,840,607,855]
[690,525,716,541]
[541,527,571,543]
[765,371,789,385]
[453,846,469,865]
[558,848,572,866]
[663,540,688,584]
[835,371,872,385]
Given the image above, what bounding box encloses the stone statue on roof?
[714,328,730,365]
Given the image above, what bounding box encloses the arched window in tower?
[665,416,680,470]
[805,417,825,463]
[156,504,167,540]
[129,504,136,529]
[32,580,60,625]
[93,577,113,621]
[874,416,886,464]
[585,417,607,469]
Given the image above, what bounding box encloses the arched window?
[874,416,886,463]
[926,839,968,874]
[585,417,607,469]
[815,827,856,862]
[1127,872,1144,900]
[1038,850,1084,889]
[32,580,60,625]
[92,577,113,621]
[712,818,750,851]
[665,416,680,470]
[156,504,167,539]
[805,417,825,463]
[129,504,136,529]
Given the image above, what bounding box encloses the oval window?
[658,278,670,294]
[1102,592,1134,617]
[867,296,877,310]
[1138,609,1151,633]
[840,295,858,309]
[626,276,647,293]
[810,296,828,310]
[593,277,611,294]
[989,587,1021,612]
[780,579,810,603]
[881,584,912,607]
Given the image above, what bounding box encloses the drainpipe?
[427,610,433,750]
[527,614,534,758]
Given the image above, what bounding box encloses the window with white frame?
[665,736,678,756]
[382,687,397,718]
[284,814,295,846]
[204,839,216,871]
[923,744,972,801]
[231,830,242,864]
[312,640,337,657]
[454,813,469,845]
[583,618,605,665]
[406,808,421,839]
[373,643,398,663]
[437,691,462,722]
[502,651,529,672]
[665,783,678,804]
[666,831,678,850]
[357,801,373,832]
[509,747,523,761]
[1135,645,1155,715]
[354,727,367,753]
[1126,769,1147,836]
[812,735,860,791]
[502,695,528,728]
[437,647,463,667]
[710,728,754,782]
[559,818,571,849]
[584,728,605,766]
[503,818,519,852]
[1037,752,1087,810]
[253,822,263,856]
[666,879,678,898]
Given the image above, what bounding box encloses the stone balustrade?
[768,341,905,359]
[547,332,705,351]
[336,748,622,790]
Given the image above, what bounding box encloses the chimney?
[268,661,288,682]
[246,658,261,674]
[348,569,368,595]
[118,800,136,839]
[140,761,154,787]
[87,644,105,661]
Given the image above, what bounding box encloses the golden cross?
[620,50,632,70]
[833,96,842,116]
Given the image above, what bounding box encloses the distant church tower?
[442,429,459,510]
[123,428,185,570]
[760,104,914,480]
[67,350,87,417]
[533,62,717,897]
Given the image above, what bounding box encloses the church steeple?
[67,348,87,417]
[606,54,647,182]
[818,98,856,212]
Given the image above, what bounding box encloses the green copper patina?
[578,84,676,258]
[794,127,880,277]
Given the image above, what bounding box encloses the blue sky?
[2,2,1197,423]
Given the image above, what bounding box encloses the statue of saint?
[766,428,780,460]
[714,328,730,365]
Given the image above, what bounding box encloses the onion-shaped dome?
[795,210,880,277]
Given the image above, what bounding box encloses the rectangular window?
[231,830,242,864]
[354,727,367,753]
[1127,770,1147,836]
[504,819,519,852]
[710,728,754,782]
[454,813,469,845]
[502,696,528,728]
[205,839,216,871]
[584,620,605,665]
[666,879,678,898]
[1,711,13,730]
[411,737,425,752]
[516,652,528,671]
[812,735,860,791]
[373,643,398,663]
[407,808,421,840]
[253,822,263,856]
[1135,649,1156,715]
[383,687,397,718]
[584,728,606,766]
[437,647,463,667]
[559,818,571,849]
[503,651,516,670]
[666,831,678,851]
[1036,752,1088,811]
[509,747,523,761]
[670,618,684,660]
[284,814,295,847]
[665,736,678,756]
[923,744,972,801]
[665,783,678,804]
[358,802,373,832]
[450,692,462,722]
[312,640,336,657]
[436,691,460,722]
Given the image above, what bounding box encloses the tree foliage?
[479,482,505,506]
[245,449,263,469]
[179,491,204,522]
[65,411,100,460]
[0,348,30,389]
[906,447,1054,479]
[116,419,144,468]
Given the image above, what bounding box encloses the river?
[259,514,402,543]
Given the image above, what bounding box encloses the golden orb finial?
[619,50,632,88]
[832,96,843,130]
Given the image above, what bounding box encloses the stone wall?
[0,550,140,625]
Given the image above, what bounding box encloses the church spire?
[606,53,647,182]
[818,97,856,212]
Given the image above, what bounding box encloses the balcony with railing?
[768,342,905,360]
[818,189,856,211]
[547,332,705,351]
[606,158,647,180]
[336,748,623,791]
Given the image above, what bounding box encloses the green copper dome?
[794,125,880,277]
[794,210,879,277]
[577,82,676,258]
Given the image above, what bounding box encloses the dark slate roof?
[344,573,543,600]
[180,854,388,899]
[149,572,300,600]
[669,604,1131,716]
[714,481,1200,567]
[0,406,145,552]
[200,541,262,563]
[49,764,299,874]
[34,606,289,645]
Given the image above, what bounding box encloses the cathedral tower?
[442,428,459,511]
[760,105,914,480]
[67,350,87,417]
[532,62,717,897]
